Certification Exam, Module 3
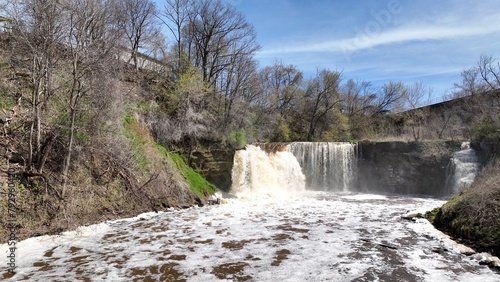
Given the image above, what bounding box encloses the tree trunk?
[28,58,44,171]
[61,107,77,198]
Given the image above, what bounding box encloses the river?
[1,191,499,281]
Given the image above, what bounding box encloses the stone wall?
[355,140,463,197]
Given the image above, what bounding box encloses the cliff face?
[195,140,466,196]
[355,141,463,197]
[189,148,235,192]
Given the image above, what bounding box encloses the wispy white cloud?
[259,13,500,56]
[249,0,500,98]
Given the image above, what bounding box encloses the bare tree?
[374,81,407,114]
[403,81,431,109]
[1,0,64,172]
[160,0,191,73]
[428,108,462,140]
[402,81,432,141]
[453,54,500,98]
[259,60,303,115]
[477,54,500,91]
[60,0,123,195]
[184,0,259,89]
[341,79,376,117]
[453,55,500,123]
[339,79,378,139]
[453,67,482,97]
[217,53,258,131]
[119,0,158,69]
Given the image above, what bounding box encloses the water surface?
[1,192,498,281]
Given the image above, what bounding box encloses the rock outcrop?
[355,140,463,197]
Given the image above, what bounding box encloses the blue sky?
[157,0,500,102]
[224,0,500,102]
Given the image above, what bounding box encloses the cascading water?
[231,142,357,195]
[287,142,357,191]
[446,142,480,194]
[231,144,306,197]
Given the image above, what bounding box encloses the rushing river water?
[2,192,499,281]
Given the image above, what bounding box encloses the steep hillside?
[0,34,217,242]
[0,106,217,242]
[427,159,500,257]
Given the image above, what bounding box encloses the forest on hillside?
[0,0,499,240]
[2,0,500,150]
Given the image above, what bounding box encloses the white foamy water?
[231,145,306,198]
[1,192,499,281]
[447,142,480,194]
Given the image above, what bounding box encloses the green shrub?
[472,118,500,142]
[229,129,247,149]
[0,88,14,110]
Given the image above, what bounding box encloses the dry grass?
[460,160,500,225]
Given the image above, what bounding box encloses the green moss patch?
[168,151,218,198]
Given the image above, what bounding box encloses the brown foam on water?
[44,247,57,257]
[272,233,294,241]
[194,238,214,244]
[33,261,54,271]
[168,254,187,261]
[222,239,254,250]
[276,224,309,233]
[129,263,185,282]
[271,249,291,266]
[211,261,252,281]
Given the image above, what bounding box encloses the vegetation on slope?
[427,159,500,257]
[0,101,210,241]
[168,152,218,198]
[0,37,215,242]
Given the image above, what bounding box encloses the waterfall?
[288,142,357,191]
[230,142,357,195]
[231,145,306,197]
[446,142,480,194]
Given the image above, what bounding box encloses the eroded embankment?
[427,160,500,259]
